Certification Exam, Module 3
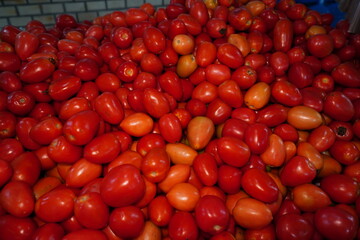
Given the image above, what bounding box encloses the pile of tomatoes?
[0,0,360,239]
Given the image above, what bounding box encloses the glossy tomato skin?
[31,223,65,240]
[62,229,107,240]
[244,123,271,154]
[315,206,358,240]
[194,195,230,235]
[273,19,293,52]
[158,113,183,143]
[0,180,35,218]
[193,152,218,187]
[6,90,35,116]
[63,110,100,146]
[94,92,124,125]
[168,211,199,240]
[11,151,41,185]
[100,164,145,207]
[0,214,37,240]
[323,91,354,122]
[109,206,145,239]
[0,52,21,72]
[148,195,174,227]
[217,164,242,194]
[29,117,63,145]
[15,31,39,61]
[307,34,334,58]
[74,192,109,229]
[280,156,317,187]
[320,174,359,204]
[276,213,314,240]
[35,186,76,223]
[241,168,279,203]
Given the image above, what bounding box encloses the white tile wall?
[0,0,168,29]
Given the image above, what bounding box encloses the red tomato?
[100,164,145,207]
[280,156,317,187]
[143,26,166,54]
[187,116,215,150]
[74,192,109,229]
[217,42,244,69]
[0,52,21,72]
[11,151,41,185]
[158,113,183,143]
[6,90,35,116]
[0,180,34,218]
[31,223,65,240]
[35,186,76,223]
[195,195,230,235]
[244,123,271,154]
[193,152,218,186]
[315,206,358,240]
[228,7,253,31]
[63,110,100,145]
[307,34,334,58]
[15,31,39,61]
[276,213,314,240]
[29,117,62,145]
[242,168,279,203]
[0,215,37,240]
[109,206,145,239]
[217,164,242,194]
[168,211,199,240]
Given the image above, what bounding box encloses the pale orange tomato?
[244,82,271,110]
[287,106,323,130]
[172,34,195,55]
[166,182,200,211]
[187,116,215,150]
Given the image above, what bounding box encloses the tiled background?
[0,0,171,29]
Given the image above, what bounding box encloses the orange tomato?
[317,154,342,178]
[107,150,143,172]
[292,183,332,212]
[166,182,200,211]
[228,34,250,57]
[260,134,286,167]
[172,34,195,55]
[225,191,249,214]
[165,143,198,165]
[297,141,324,170]
[158,164,191,193]
[287,106,323,130]
[176,54,198,78]
[246,1,266,16]
[284,141,297,162]
[65,158,102,188]
[244,82,271,110]
[305,25,327,39]
[187,116,215,150]
[134,221,162,240]
[232,197,273,229]
[119,112,154,137]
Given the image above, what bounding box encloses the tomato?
[331,62,360,88]
[287,105,323,130]
[217,42,244,69]
[193,152,218,186]
[195,41,217,67]
[260,134,286,167]
[0,71,22,93]
[148,195,174,227]
[189,1,209,26]
[177,54,198,78]
[307,125,336,152]
[166,182,200,211]
[315,206,358,240]
[233,197,273,230]
[0,215,37,240]
[6,90,35,116]
[244,82,271,110]
[65,158,102,188]
[292,184,331,212]
[329,140,360,165]
[323,91,354,122]
[32,223,65,240]
[242,168,279,203]
[120,112,154,137]
[217,165,242,194]
[29,117,62,145]
[141,147,170,183]
[275,213,314,240]
[172,34,194,55]
[168,211,199,240]
[244,123,271,154]
[0,180,34,218]
[11,151,41,185]
[320,174,359,204]
[0,52,21,72]
[100,164,145,207]
[73,58,99,81]
[280,155,317,187]
[63,229,107,240]
[48,75,82,101]
[63,110,100,145]
[307,34,334,58]
[273,19,293,52]
[15,31,39,61]
[143,88,170,118]
[195,195,230,235]
[228,7,252,31]
[35,186,76,223]
[94,92,124,125]
[74,192,109,229]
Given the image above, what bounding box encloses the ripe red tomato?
[168,211,199,240]
[276,213,315,240]
[100,164,145,207]
[109,206,145,239]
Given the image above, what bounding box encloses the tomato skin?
[0,52,21,72]
[194,195,230,235]
[11,151,41,185]
[35,186,76,223]
[0,180,35,218]
[292,184,332,212]
[101,164,145,207]
[195,41,217,67]
[166,182,200,211]
[6,90,35,116]
[15,117,41,150]
[168,211,199,240]
[193,152,218,186]
[323,91,354,122]
[256,104,288,128]
[217,165,242,194]
[244,82,271,110]
[233,197,273,230]
[273,19,293,52]
[47,136,83,164]
[32,223,65,240]
[48,75,82,101]
[143,88,170,118]
[120,112,154,137]
[331,62,360,88]
[15,31,39,61]
[307,125,336,152]
[143,26,166,54]
[307,34,334,58]
[244,123,271,154]
[63,229,107,240]
[287,105,323,130]
[242,168,279,203]
[74,192,109,229]
[84,133,122,164]
[320,174,359,204]
[19,58,53,84]
[329,140,360,165]
[275,213,314,240]
[148,195,174,227]
[109,206,145,239]
[315,206,358,240]
[29,117,62,145]
[217,136,250,168]
[63,110,100,146]
[94,92,124,125]
[280,156,317,187]
[0,214,37,240]
[218,80,243,108]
